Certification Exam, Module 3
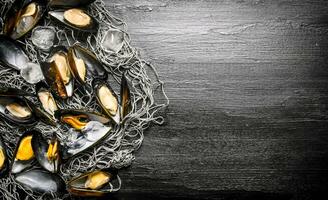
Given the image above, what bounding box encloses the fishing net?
[0,0,169,199]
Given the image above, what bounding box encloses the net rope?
[0,0,169,199]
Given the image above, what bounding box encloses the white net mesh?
[0,0,169,199]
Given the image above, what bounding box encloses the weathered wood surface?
[103,0,328,199]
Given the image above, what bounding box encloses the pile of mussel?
[0,0,131,198]
[0,80,128,196]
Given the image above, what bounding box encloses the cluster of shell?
[0,0,131,197]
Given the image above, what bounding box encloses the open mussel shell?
[68,169,119,197]
[120,74,131,119]
[0,96,37,126]
[0,136,9,176]
[94,81,120,124]
[67,44,107,84]
[40,46,74,99]
[55,109,110,131]
[25,98,57,126]
[3,0,46,40]
[11,131,37,174]
[0,88,55,126]
[61,121,112,160]
[49,8,98,32]
[15,168,66,194]
[32,132,60,173]
[36,81,59,120]
[0,35,29,70]
[48,0,96,8]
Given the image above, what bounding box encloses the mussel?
[67,44,107,84]
[36,82,58,120]
[68,169,119,197]
[0,87,56,126]
[94,81,120,124]
[0,136,9,176]
[27,98,58,126]
[120,74,131,119]
[32,132,60,173]
[48,0,96,8]
[11,131,36,174]
[15,169,66,194]
[41,46,74,99]
[95,75,132,124]
[55,109,110,131]
[0,35,29,70]
[3,0,46,39]
[49,8,98,32]
[0,96,37,126]
[61,120,112,159]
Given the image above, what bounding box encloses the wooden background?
[103,0,328,199]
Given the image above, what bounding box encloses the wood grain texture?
[102,0,328,199]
